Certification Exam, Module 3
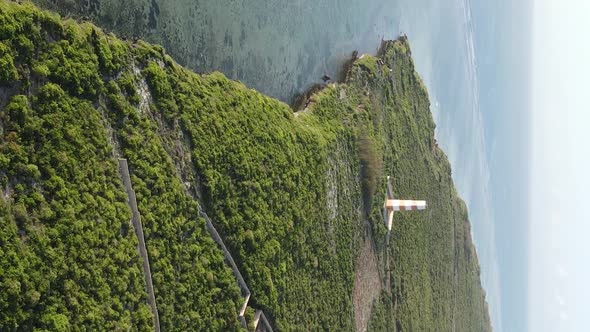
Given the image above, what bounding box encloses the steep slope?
[0,2,491,331]
[0,2,242,330]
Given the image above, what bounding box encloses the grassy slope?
[0,2,241,331]
[0,1,491,331]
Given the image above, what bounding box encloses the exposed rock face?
[353,229,382,332]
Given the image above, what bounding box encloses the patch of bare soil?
[353,225,382,332]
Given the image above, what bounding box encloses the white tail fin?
[385,199,427,211]
[383,176,427,232]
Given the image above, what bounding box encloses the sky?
[408,0,534,330]
[391,1,506,326]
[469,1,532,331]
[529,0,590,330]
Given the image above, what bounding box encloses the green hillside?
[0,1,491,331]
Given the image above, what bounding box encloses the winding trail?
[118,158,161,332]
[198,205,274,331]
[118,157,273,331]
[198,207,251,324]
[353,220,382,332]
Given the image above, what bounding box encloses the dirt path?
[352,223,382,332]
[118,159,161,332]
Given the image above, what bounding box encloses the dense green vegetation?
[0,2,240,330]
[0,1,491,331]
